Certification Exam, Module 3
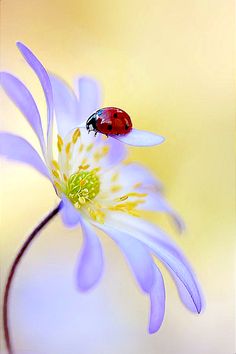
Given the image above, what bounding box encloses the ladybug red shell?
[86,107,132,136]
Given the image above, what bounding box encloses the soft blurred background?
[0,0,235,353]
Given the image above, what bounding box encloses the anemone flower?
[1,42,203,354]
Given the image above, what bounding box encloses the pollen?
[66,169,100,209]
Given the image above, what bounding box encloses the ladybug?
[86,107,132,136]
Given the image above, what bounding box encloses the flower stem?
[3,202,62,354]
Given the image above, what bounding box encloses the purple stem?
[3,202,63,354]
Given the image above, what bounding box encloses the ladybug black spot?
[107,124,113,131]
[125,124,129,130]
[113,113,118,118]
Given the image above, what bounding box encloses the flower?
[0,42,203,334]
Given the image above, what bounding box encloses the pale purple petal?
[77,77,101,122]
[149,265,165,334]
[141,192,185,232]
[100,136,127,168]
[75,127,127,169]
[0,132,50,179]
[96,224,154,293]
[109,213,177,248]
[0,72,45,154]
[118,162,162,191]
[49,74,79,137]
[106,214,203,313]
[60,196,81,227]
[167,269,204,313]
[143,240,202,313]
[114,128,165,147]
[16,42,53,140]
[77,218,104,291]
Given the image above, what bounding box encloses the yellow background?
[1,1,235,353]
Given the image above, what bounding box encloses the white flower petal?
[113,128,165,147]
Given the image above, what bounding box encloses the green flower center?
[66,169,100,208]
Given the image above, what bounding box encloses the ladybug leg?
[94,131,98,137]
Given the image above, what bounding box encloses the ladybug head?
[86,113,97,133]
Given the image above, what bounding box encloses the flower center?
[66,169,100,209]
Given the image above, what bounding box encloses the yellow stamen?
[79,164,90,170]
[93,146,109,161]
[119,195,129,201]
[93,201,102,209]
[92,167,101,173]
[54,181,62,192]
[108,203,140,217]
[115,192,147,203]
[109,199,145,212]
[89,209,105,223]
[128,210,140,217]
[125,192,147,198]
[101,146,110,156]
[111,185,122,193]
[65,142,71,155]
[52,170,60,179]
[93,152,101,161]
[52,160,60,171]
[57,135,63,152]
[79,144,84,153]
[81,158,88,165]
[111,172,119,182]
[86,143,94,152]
[133,182,142,189]
[72,128,81,144]
[63,174,68,182]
